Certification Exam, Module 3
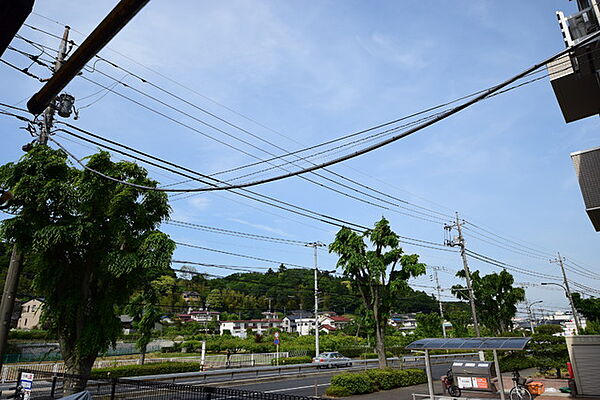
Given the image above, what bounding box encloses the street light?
[541,282,581,334]
[526,300,543,334]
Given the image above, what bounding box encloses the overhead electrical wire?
[47,33,600,194]
[7,26,597,288]
[11,32,587,231]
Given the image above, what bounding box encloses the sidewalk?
[342,370,599,400]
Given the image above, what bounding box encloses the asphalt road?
[217,363,452,397]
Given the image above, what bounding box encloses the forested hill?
[184,265,442,318]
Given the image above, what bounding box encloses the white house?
[295,317,316,336]
[220,319,282,338]
[388,313,417,334]
[17,299,44,330]
[282,311,312,333]
[321,315,351,330]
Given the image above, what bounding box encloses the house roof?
[328,316,351,322]
[285,314,311,321]
[321,324,337,331]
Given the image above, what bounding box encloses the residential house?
[282,311,312,333]
[16,299,44,330]
[220,319,282,338]
[321,315,351,330]
[182,291,201,303]
[388,313,417,334]
[295,317,316,336]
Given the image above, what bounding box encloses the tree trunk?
[374,318,387,368]
[60,336,96,395]
[140,344,147,365]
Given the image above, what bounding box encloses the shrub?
[395,369,427,386]
[366,368,396,390]
[325,385,352,397]
[91,362,200,379]
[499,354,536,372]
[330,372,375,394]
[328,368,427,396]
[271,356,312,365]
[9,330,54,340]
[181,340,204,352]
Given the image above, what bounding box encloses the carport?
[406,337,531,400]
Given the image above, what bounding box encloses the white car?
[312,352,353,368]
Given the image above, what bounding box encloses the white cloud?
[229,217,291,237]
[189,197,210,211]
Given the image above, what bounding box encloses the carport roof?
[406,337,531,351]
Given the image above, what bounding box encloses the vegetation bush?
[325,385,352,397]
[91,361,200,379]
[499,354,536,372]
[366,368,397,390]
[329,372,375,395]
[181,340,204,352]
[326,368,427,396]
[9,330,54,340]
[271,356,312,365]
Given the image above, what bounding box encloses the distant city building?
[16,299,44,330]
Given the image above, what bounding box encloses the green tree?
[329,217,426,367]
[447,311,472,337]
[452,270,524,335]
[529,325,568,378]
[206,289,224,310]
[0,146,174,392]
[125,275,176,364]
[415,312,443,338]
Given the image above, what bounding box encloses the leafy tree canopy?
[452,269,524,335]
[329,217,425,367]
[0,146,174,389]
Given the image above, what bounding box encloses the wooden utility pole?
[0,25,70,373]
[0,247,24,371]
[445,213,481,337]
[550,253,582,333]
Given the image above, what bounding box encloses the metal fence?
[7,369,313,400]
[0,352,291,384]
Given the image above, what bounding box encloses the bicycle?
[442,368,461,397]
[509,370,533,400]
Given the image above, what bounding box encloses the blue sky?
[1,1,598,317]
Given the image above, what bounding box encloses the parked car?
[312,352,352,368]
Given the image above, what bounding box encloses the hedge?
[499,355,536,372]
[9,330,54,340]
[90,362,200,379]
[326,368,427,396]
[271,356,312,365]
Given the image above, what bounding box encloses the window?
[24,318,28,327]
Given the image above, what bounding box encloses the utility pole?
[431,267,447,338]
[550,253,582,334]
[307,242,325,357]
[0,247,24,372]
[39,26,70,145]
[0,26,71,373]
[444,212,481,337]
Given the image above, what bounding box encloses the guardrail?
[128,353,479,384]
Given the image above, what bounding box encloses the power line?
[166,220,309,246]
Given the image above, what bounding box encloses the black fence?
[7,369,314,400]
